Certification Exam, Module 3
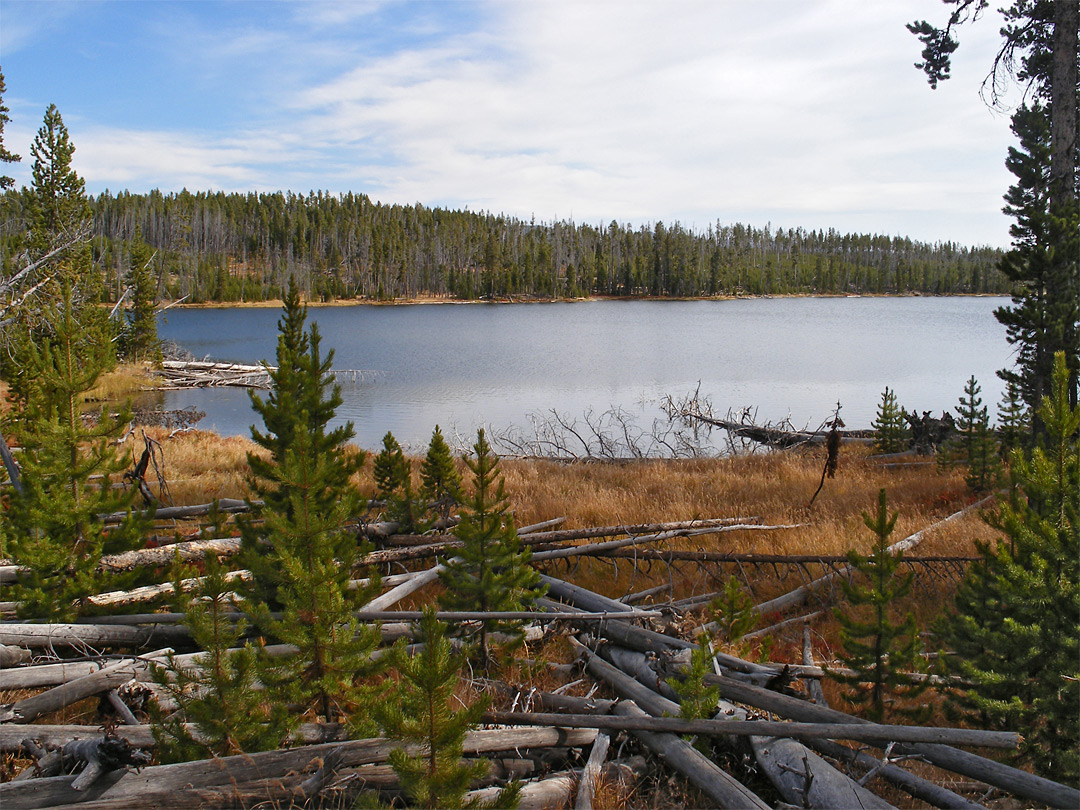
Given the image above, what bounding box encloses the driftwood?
[613,699,771,809]
[0,644,31,667]
[809,738,989,810]
[2,722,354,753]
[0,623,189,650]
[0,726,600,810]
[574,731,610,810]
[62,734,153,792]
[741,492,997,622]
[0,650,170,725]
[582,636,908,810]
[483,711,1018,748]
[697,670,1080,810]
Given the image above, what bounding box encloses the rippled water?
[157,296,1012,453]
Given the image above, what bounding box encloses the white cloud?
[3,0,1018,246]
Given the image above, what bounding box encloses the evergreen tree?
[240,279,381,724]
[123,232,160,363]
[27,104,97,308]
[936,353,1078,784]
[439,429,544,666]
[939,375,999,492]
[996,378,1029,457]
[150,554,290,761]
[670,637,722,754]
[3,286,146,619]
[994,103,1080,430]
[829,489,929,723]
[373,430,422,533]
[871,386,909,454]
[0,68,20,190]
[375,608,520,810]
[420,424,462,521]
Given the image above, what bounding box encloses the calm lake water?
[157,297,1012,454]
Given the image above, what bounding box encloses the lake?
[156,296,1013,455]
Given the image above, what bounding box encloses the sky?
[1,0,1023,248]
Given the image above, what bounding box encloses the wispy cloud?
[1,0,1016,246]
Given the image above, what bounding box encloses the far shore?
[168,290,1007,310]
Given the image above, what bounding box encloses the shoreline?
[167,291,1007,310]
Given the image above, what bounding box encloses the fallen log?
[0,623,189,650]
[742,492,997,622]
[612,700,772,810]
[0,643,31,667]
[809,737,988,810]
[0,650,170,725]
[697,670,1080,810]
[3,722,350,753]
[574,731,610,810]
[589,641,899,810]
[0,725,600,810]
[482,711,1019,748]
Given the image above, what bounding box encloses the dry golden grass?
[85,362,162,404]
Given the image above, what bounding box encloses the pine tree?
[375,608,520,810]
[123,232,160,363]
[871,386,909,454]
[830,489,929,723]
[438,429,544,666]
[670,636,722,754]
[996,378,1029,457]
[939,376,999,492]
[150,554,290,762]
[421,424,462,522]
[240,279,381,724]
[3,286,147,619]
[0,68,20,190]
[937,353,1078,785]
[373,430,422,533]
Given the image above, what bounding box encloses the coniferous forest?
[0,188,1006,304]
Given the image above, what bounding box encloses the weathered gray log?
[521,516,759,545]
[0,651,170,725]
[482,711,1018,748]
[516,516,568,534]
[105,690,139,726]
[617,582,672,604]
[100,498,255,526]
[802,620,829,705]
[591,641,902,810]
[98,536,242,571]
[809,737,988,810]
[0,643,31,667]
[746,493,996,620]
[0,725,599,810]
[467,770,578,810]
[613,700,772,810]
[699,670,1080,810]
[360,562,444,610]
[356,609,660,622]
[750,733,896,809]
[2,721,351,753]
[0,623,188,650]
[574,731,610,810]
[532,524,778,563]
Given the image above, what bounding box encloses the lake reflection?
[157,297,1012,453]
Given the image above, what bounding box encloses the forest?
[0,187,1007,304]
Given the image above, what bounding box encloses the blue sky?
[2,1,1020,247]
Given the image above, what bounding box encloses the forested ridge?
[0,188,1006,304]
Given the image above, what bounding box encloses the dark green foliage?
[0,189,1009,304]
[937,353,1078,784]
[25,104,99,308]
[872,386,909,454]
[0,69,19,190]
[3,287,146,619]
[421,425,463,521]
[240,279,381,724]
[375,608,520,810]
[830,489,930,723]
[373,431,422,532]
[670,636,722,754]
[150,554,290,762]
[439,429,544,666]
[939,376,999,491]
[995,379,1029,456]
[122,232,160,363]
[995,102,1080,431]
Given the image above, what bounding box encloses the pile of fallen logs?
[153,361,380,390]
[4,504,1073,809]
